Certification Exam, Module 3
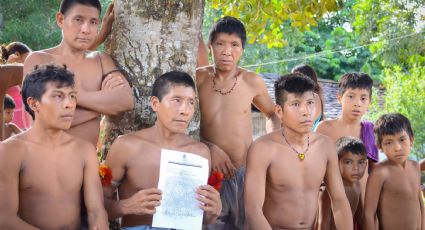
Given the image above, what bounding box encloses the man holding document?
[103,71,222,230]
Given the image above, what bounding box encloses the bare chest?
[382,173,419,200]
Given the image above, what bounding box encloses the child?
[319,136,367,230]
[363,113,424,230]
[3,95,21,139]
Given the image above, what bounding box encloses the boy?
[0,64,108,229]
[364,113,424,230]
[3,95,22,139]
[319,137,368,230]
[244,73,352,229]
[196,16,280,229]
[103,71,221,229]
[24,0,134,146]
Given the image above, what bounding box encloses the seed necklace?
[282,132,310,161]
[212,70,239,95]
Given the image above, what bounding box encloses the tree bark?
[101,0,204,159]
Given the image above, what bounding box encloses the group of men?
[1,0,423,230]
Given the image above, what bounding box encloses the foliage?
[0,0,111,50]
[212,0,343,48]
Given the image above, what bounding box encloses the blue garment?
[312,113,322,131]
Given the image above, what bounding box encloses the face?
[151,85,196,134]
[209,33,244,72]
[339,152,367,184]
[57,4,100,50]
[4,108,14,124]
[29,83,77,130]
[276,91,316,134]
[380,130,413,164]
[338,88,371,120]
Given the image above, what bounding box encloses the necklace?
[212,70,239,95]
[282,132,310,161]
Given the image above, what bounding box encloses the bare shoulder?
[370,160,391,179]
[311,131,333,146]
[0,134,29,160]
[316,119,337,135]
[195,65,214,85]
[241,68,265,86]
[248,131,280,158]
[185,138,210,160]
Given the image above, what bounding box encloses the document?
[152,149,209,230]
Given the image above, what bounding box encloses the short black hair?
[338,72,373,97]
[208,16,247,48]
[4,95,16,109]
[374,113,414,148]
[22,64,75,120]
[60,0,101,15]
[274,72,316,106]
[151,71,196,101]
[0,42,31,62]
[336,136,367,159]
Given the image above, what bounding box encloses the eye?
[292,102,299,107]
[308,100,315,105]
[91,19,99,25]
[344,160,352,165]
[348,95,354,99]
[70,94,77,99]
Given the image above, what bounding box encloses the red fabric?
[7,86,32,129]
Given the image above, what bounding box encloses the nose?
[81,22,90,34]
[301,103,311,117]
[223,44,232,55]
[394,141,402,152]
[178,101,192,116]
[64,96,76,109]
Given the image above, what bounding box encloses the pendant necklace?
[212,69,239,95]
[282,132,310,161]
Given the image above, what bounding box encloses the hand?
[196,185,222,221]
[98,1,115,43]
[7,53,21,63]
[122,188,162,215]
[101,72,125,90]
[210,144,236,179]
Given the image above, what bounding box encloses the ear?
[274,104,283,118]
[56,12,65,28]
[410,136,414,147]
[337,93,342,105]
[27,97,40,114]
[150,96,160,112]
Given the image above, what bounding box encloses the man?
[23,0,134,146]
[244,73,352,229]
[196,16,280,229]
[0,64,108,229]
[103,71,222,229]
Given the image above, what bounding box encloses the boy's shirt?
[360,121,379,162]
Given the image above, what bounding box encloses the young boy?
[0,64,108,229]
[244,73,352,229]
[103,71,221,229]
[319,137,368,230]
[3,95,22,139]
[24,0,134,146]
[316,72,378,212]
[196,16,280,229]
[364,113,424,230]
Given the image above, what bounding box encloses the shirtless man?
[103,71,221,229]
[244,73,352,229]
[0,65,108,230]
[23,0,134,146]
[196,16,280,229]
[364,113,424,230]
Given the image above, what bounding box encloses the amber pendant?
[298,153,305,161]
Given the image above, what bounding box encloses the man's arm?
[77,53,134,115]
[83,144,109,229]
[197,36,209,68]
[363,167,385,230]
[0,144,39,229]
[103,136,161,220]
[88,1,114,51]
[323,140,353,230]
[318,188,332,230]
[251,74,280,132]
[201,139,236,179]
[244,139,273,229]
[11,124,22,134]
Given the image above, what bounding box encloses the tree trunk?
[101,0,204,159]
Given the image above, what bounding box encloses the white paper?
[152,149,209,230]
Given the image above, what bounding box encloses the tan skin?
[196,33,280,178]
[23,3,134,146]
[244,91,353,230]
[363,131,424,230]
[0,83,108,230]
[319,152,367,230]
[103,86,221,227]
[3,108,22,139]
[0,64,23,140]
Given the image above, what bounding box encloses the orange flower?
[99,164,112,186]
[208,171,224,191]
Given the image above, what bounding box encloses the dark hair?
[292,64,318,84]
[152,71,196,101]
[338,72,373,97]
[22,64,75,120]
[4,95,16,109]
[208,16,247,48]
[274,72,316,106]
[336,136,367,159]
[60,0,101,15]
[374,113,414,148]
[0,42,31,63]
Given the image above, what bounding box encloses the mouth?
[352,110,362,115]
[61,114,74,120]
[76,38,91,43]
[174,119,188,124]
[220,60,233,64]
[300,120,313,125]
